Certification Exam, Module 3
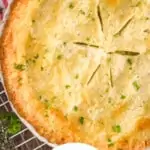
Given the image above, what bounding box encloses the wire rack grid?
[0,78,52,150]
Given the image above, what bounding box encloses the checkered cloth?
[0,0,8,21]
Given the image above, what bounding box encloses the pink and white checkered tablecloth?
[0,0,8,21]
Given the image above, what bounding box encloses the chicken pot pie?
[1,0,150,149]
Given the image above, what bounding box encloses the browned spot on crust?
[106,0,119,7]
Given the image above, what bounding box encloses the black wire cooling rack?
[0,79,52,150]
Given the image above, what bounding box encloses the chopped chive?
[79,116,84,125]
[86,37,90,42]
[108,138,112,142]
[63,42,67,46]
[79,10,85,15]
[44,99,51,109]
[75,74,79,79]
[120,95,126,99]
[73,106,78,111]
[34,54,39,59]
[18,77,22,85]
[65,85,71,89]
[32,20,35,23]
[108,97,112,103]
[135,1,142,7]
[69,3,74,9]
[107,138,114,147]
[108,142,114,147]
[39,95,42,100]
[132,81,140,91]
[112,125,121,133]
[127,58,132,65]
[14,63,26,71]
[57,54,63,60]
[144,29,150,33]
[41,66,44,71]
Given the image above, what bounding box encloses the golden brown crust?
[0,0,150,149]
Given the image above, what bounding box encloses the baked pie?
[1,0,150,149]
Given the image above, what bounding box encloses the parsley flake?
[32,20,35,23]
[127,58,132,65]
[112,125,121,133]
[41,66,44,71]
[57,54,63,60]
[73,106,78,111]
[79,10,85,15]
[65,85,71,89]
[132,81,140,91]
[79,116,84,125]
[120,95,126,99]
[69,3,74,9]
[75,74,79,79]
[34,54,39,59]
[107,138,114,147]
[14,63,26,71]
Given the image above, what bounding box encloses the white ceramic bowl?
[53,143,97,150]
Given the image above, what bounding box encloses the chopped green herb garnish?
[73,106,78,111]
[108,142,114,147]
[112,125,121,133]
[120,95,126,99]
[144,17,150,20]
[144,29,150,33]
[133,81,140,91]
[41,66,44,71]
[44,99,51,109]
[75,74,79,79]
[92,17,95,21]
[63,42,67,46]
[57,54,63,60]
[69,3,74,9]
[79,116,84,124]
[107,138,114,147]
[127,58,132,65]
[108,138,112,142]
[32,20,35,23]
[86,37,90,42]
[65,85,71,89]
[51,96,57,100]
[18,77,22,85]
[108,97,112,103]
[79,10,85,15]
[105,88,109,93]
[34,54,39,59]
[135,1,142,7]
[14,63,26,71]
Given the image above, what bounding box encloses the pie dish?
[1,0,150,149]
